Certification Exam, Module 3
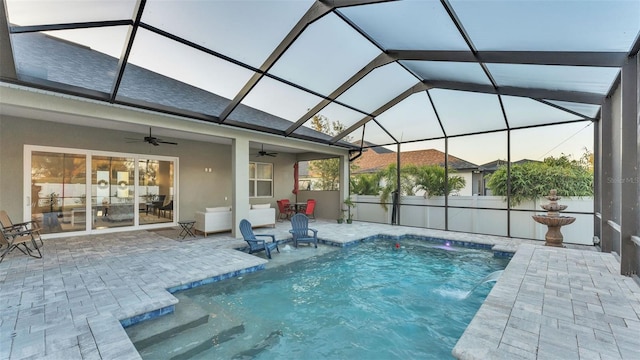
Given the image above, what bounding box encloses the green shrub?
[486,155,593,205]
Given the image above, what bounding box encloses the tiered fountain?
[532,189,576,247]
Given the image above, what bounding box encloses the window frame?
[249,161,273,198]
[24,144,178,238]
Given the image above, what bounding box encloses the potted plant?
[337,206,347,224]
[344,197,356,224]
[47,192,60,213]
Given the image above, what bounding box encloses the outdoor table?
[145,202,153,215]
[294,202,307,213]
[177,220,196,239]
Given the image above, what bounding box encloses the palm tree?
[375,164,466,210]
[410,165,466,197]
[377,164,416,210]
[350,173,381,195]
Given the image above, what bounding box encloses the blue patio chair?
[239,219,279,259]
[289,213,318,248]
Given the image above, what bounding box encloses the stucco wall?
[0,116,299,225]
[295,190,341,221]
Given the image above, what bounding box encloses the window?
[249,162,273,197]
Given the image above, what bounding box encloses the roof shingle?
[353,148,477,174]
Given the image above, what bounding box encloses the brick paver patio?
[1,221,638,359]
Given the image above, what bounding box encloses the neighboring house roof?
[353,148,478,174]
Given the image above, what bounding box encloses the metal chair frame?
[0,210,43,247]
[302,199,316,221]
[1,225,42,263]
[277,199,295,221]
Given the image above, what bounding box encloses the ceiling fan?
[126,128,178,146]
[255,144,277,157]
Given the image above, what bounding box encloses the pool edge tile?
[120,264,266,328]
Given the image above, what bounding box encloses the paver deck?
[453,244,640,360]
[0,220,638,359]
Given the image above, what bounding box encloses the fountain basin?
[532,215,576,247]
[540,204,568,212]
[532,215,576,227]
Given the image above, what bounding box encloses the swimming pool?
[129,239,509,359]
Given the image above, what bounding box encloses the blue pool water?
[134,239,509,359]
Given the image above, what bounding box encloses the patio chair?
[0,210,43,247]
[276,200,294,221]
[289,213,318,248]
[1,222,42,263]
[239,219,279,259]
[302,199,316,221]
[150,195,166,216]
[158,200,173,218]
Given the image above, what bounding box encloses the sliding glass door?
[91,155,135,230]
[30,151,87,234]
[26,146,177,236]
[139,158,174,225]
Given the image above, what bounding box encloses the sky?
[6,0,634,166]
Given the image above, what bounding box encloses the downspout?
[349,149,362,162]
[349,123,366,162]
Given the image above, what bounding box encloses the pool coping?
[452,244,640,360]
[318,233,515,258]
[119,264,266,328]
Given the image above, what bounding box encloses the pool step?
[231,329,283,359]
[136,320,246,360]
[127,296,210,351]
[152,322,281,360]
[133,297,246,359]
[168,324,245,360]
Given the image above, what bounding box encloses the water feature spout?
[532,189,576,247]
[463,270,503,299]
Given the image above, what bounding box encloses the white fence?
[35,183,160,207]
[352,195,595,246]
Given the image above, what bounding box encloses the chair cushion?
[251,203,271,209]
[206,206,231,212]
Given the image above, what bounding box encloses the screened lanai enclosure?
[1,1,639,276]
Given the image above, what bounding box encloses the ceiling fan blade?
[125,128,177,146]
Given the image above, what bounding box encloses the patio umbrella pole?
[293,162,299,203]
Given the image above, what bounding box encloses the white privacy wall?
[352,195,595,245]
